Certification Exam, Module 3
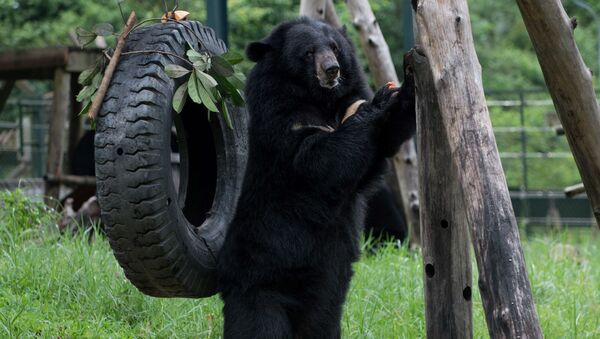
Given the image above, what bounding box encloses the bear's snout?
[315,50,340,89]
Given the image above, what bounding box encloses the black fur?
[217,17,415,339]
[364,184,408,244]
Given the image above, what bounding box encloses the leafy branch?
[75,8,245,129]
[167,47,245,129]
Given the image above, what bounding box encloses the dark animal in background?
[364,183,407,244]
[216,17,416,338]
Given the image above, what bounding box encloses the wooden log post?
[411,49,472,338]
[346,0,421,248]
[299,0,327,19]
[299,0,341,28]
[45,67,71,207]
[516,0,600,227]
[412,1,543,338]
[324,0,342,28]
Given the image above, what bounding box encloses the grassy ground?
[1,190,599,338]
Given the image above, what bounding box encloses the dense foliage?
[1,0,599,90]
[0,0,599,188]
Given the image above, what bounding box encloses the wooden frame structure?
[0,47,101,207]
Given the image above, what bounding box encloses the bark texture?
[346,0,421,248]
[299,0,326,19]
[300,0,341,28]
[412,49,472,338]
[517,0,600,227]
[412,0,543,337]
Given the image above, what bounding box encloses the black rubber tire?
[94,21,248,298]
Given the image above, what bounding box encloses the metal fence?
[0,99,50,179]
[486,89,600,227]
[0,90,598,227]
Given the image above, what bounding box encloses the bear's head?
[246,17,360,96]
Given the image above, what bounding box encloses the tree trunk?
[411,49,472,338]
[299,0,326,19]
[346,0,421,249]
[299,0,341,28]
[412,1,543,338]
[324,0,342,28]
[516,0,600,227]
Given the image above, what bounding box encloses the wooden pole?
[44,68,71,207]
[411,49,472,338]
[516,0,600,227]
[324,0,342,29]
[299,0,326,19]
[345,0,421,248]
[412,1,543,337]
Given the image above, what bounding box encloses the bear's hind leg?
[223,290,293,339]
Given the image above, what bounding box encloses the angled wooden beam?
[517,0,600,227]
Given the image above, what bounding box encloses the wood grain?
[412,0,543,337]
[517,0,600,227]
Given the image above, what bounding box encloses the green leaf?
[196,70,218,88]
[219,100,234,129]
[172,83,188,113]
[76,85,96,103]
[197,82,219,112]
[187,49,207,63]
[78,67,98,86]
[210,55,234,77]
[213,74,245,107]
[193,60,208,72]
[187,72,203,104]
[91,72,103,89]
[228,71,246,90]
[78,100,92,117]
[165,64,191,78]
[75,27,97,47]
[93,23,114,37]
[222,51,244,65]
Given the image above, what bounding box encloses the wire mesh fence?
[0,90,598,227]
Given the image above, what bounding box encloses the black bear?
[364,182,408,245]
[216,17,415,338]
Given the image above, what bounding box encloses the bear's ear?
[246,40,272,62]
[338,25,348,36]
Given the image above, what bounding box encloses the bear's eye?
[332,44,339,54]
[305,50,314,58]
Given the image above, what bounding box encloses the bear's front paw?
[371,83,401,115]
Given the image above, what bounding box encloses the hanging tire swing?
[94,21,248,298]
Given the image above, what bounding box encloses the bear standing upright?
[216,17,416,338]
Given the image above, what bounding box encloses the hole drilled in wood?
[463,286,472,301]
[425,264,435,277]
[117,148,123,156]
[441,219,449,229]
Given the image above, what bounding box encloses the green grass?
[1,190,599,338]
